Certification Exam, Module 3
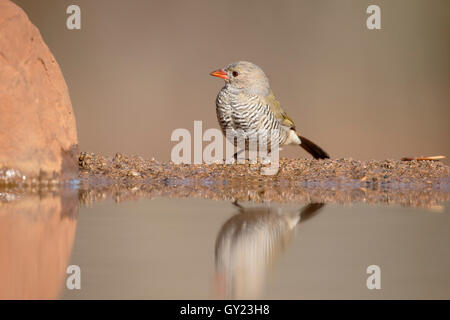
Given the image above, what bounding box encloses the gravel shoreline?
[2,152,449,208]
[75,152,450,208]
[78,152,449,185]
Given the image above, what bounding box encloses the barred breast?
[215,86,288,151]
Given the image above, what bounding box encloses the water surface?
[63,198,450,299]
[1,189,449,299]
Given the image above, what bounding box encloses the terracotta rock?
[0,0,78,178]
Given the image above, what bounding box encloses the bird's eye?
[232,71,239,77]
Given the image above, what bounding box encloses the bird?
[214,201,325,299]
[210,61,329,160]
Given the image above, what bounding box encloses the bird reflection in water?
[214,201,325,299]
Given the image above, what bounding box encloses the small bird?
[210,61,329,160]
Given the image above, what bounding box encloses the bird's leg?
[223,149,245,164]
[234,149,246,164]
[258,145,282,165]
[248,149,259,164]
[260,146,281,176]
[260,153,272,165]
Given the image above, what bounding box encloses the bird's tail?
[297,134,330,159]
[299,203,325,223]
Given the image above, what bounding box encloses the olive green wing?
[264,90,296,130]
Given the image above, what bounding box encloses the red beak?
[210,69,229,80]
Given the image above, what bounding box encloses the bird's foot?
[260,165,279,176]
[260,156,272,165]
[223,157,235,164]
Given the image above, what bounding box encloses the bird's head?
[210,61,270,96]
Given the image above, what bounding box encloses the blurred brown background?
[12,0,450,162]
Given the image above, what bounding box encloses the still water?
[1,192,449,299]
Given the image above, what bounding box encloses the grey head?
[210,61,270,96]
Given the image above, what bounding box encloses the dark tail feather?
[297,134,330,159]
[299,203,325,223]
